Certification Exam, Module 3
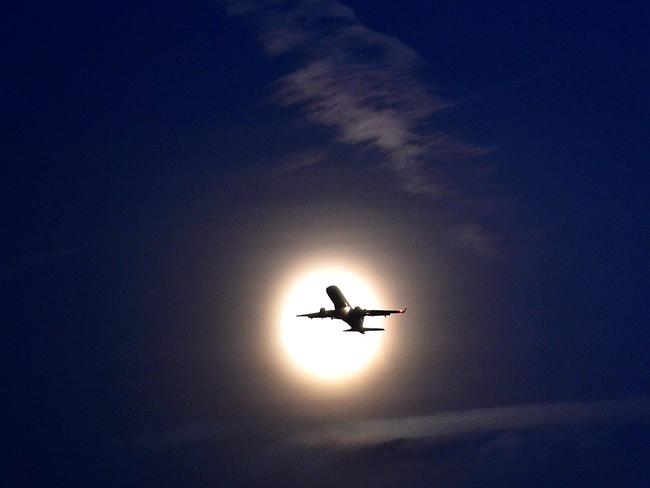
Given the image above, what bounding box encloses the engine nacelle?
[320,307,326,314]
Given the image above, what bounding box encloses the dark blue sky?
[4,1,649,486]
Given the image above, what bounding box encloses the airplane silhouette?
[297,285,406,334]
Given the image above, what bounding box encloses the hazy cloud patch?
[217,0,490,200]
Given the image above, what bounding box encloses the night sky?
[4,1,650,486]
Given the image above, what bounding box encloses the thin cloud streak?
[217,0,490,198]
[293,399,650,447]
[274,148,329,174]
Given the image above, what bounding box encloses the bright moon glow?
[280,267,385,381]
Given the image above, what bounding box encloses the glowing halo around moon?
[279,266,386,381]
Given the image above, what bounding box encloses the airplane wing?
[363,307,407,317]
[296,309,335,319]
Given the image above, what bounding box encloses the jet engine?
[320,307,326,314]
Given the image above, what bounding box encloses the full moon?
[279,267,385,381]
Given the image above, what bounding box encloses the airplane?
[297,285,406,334]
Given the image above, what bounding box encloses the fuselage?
[327,286,366,331]
[334,305,367,329]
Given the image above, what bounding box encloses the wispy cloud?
[292,399,650,447]
[217,0,490,198]
[145,398,650,450]
[450,224,502,257]
[137,399,650,486]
